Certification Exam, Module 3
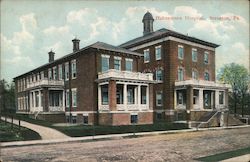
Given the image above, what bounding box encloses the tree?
[218,63,250,116]
[0,79,16,114]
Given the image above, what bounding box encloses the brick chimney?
[48,50,55,63]
[72,38,80,52]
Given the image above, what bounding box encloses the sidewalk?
[0,117,69,140]
[221,154,250,162]
[1,123,250,148]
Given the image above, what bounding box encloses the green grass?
[6,114,188,137]
[196,146,250,161]
[0,120,41,142]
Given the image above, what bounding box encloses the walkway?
[0,117,70,140]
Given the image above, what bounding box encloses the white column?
[174,89,177,109]
[98,85,102,110]
[146,85,149,108]
[63,90,65,111]
[199,89,203,110]
[29,92,32,111]
[123,84,127,111]
[33,91,36,109]
[134,87,137,105]
[38,90,41,109]
[215,90,219,109]
[138,85,141,110]
[211,91,214,109]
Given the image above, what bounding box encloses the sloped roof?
[14,41,141,79]
[119,28,220,49]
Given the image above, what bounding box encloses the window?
[178,45,184,59]
[71,60,77,79]
[156,113,162,120]
[83,115,88,124]
[155,46,161,60]
[66,90,70,107]
[141,86,147,104]
[125,58,133,71]
[156,91,163,106]
[41,71,44,80]
[204,71,210,81]
[204,93,209,107]
[155,69,163,81]
[204,51,209,64]
[178,67,184,81]
[192,69,198,80]
[65,62,69,80]
[101,86,109,105]
[192,48,197,62]
[219,91,224,104]
[72,116,77,123]
[144,49,150,63]
[101,54,110,72]
[58,65,63,80]
[127,86,135,104]
[48,68,52,80]
[131,114,138,124]
[114,56,121,70]
[53,66,57,80]
[177,92,184,105]
[72,88,77,107]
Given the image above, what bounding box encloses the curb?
[1,125,249,148]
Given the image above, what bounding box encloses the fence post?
[19,119,21,130]
[11,116,13,129]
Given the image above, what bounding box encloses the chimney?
[72,38,80,52]
[48,50,55,63]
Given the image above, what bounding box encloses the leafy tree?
[218,63,250,116]
[0,79,16,114]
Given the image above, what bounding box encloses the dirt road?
[1,127,250,162]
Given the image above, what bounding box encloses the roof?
[119,28,220,49]
[142,11,154,21]
[90,41,142,56]
[14,41,142,80]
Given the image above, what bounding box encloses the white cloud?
[19,13,37,31]
[174,6,202,17]
[67,8,98,26]
[43,25,69,35]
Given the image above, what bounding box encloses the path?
[0,117,70,140]
[1,127,250,162]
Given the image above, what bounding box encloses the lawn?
[8,114,189,137]
[196,146,250,161]
[0,120,41,142]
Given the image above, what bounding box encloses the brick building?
[14,11,229,125]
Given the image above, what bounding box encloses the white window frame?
[156,91,163,106]
[125,58,133,71]
[65,62,69,81]
[204,51,209,64]
[155,45,161,61]
[192,69,198,80]
[66,89,70,107]
[71,59,77,79]
[178,45,184,60]
[114,56,121,70]
[204,71,210,81]
[144,49,150,63]
[58,65,63,80]
[178,67,184,81]
[48,68,52,80]
[101,54,110,72]
[155,69,163,81]
[192,48,197,62]
[71,88,77,107]
[53,66,57,80]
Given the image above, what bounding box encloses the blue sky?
[1,0,249,82]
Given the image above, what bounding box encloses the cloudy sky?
[1,0,249,82]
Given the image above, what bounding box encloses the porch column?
[123,84,127,111]
[138,85,141,110]
[62,90,65,111]
[108,80,117,111]
[211,91,215,109]
[199,89,203,109]
[134,86,137,105]
[215,90,220,109]
[98,85,101,110]
[33,91,36,108]
[186,86,193,110]
[29,92,32,111]
[38,90,41,109]
[146,85,149,107]
[174,89,177,109]
[225,90,228,108]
